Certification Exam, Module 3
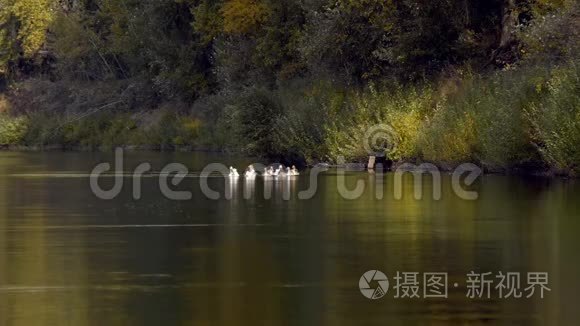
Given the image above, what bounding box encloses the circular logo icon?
[359,270,389,299]
[363,124,398,155]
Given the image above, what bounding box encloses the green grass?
[527,63,580,174]
[0,114,28,145]
[1,61,578,175]
[1,110,203,150]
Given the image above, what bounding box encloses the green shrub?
[215,88,284,157]
[57,113,137,149]
[527,62,580,174]
[421,67,552,168]
[272,82,343,163]
[20,113,58,146]
[0,114,28,144]
[17,110,197,150]
[421,104,478,164]
[325,85,430,162]
[172,117,202,146]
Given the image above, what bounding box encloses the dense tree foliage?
[0,0,573,95]
[0,0,54,78]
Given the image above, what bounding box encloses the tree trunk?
[499,0,517,49]
[487,0,518,66]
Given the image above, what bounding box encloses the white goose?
[275,165,286,177]
[245,165,257,178]
[290,165,300,176]
[282,167,291,177]
[264,166,274,177]
[229,166,240,177]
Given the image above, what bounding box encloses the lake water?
[0,152,578,325]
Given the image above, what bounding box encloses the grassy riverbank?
[1,60,578,175]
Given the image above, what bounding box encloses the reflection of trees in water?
[0,167,91,324]
[0,154,576,324]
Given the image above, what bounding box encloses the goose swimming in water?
[278,165,287,177]
[290,165,300,176]
[229,166,240,177]
[264,166,274,177]
[244,165,257,178]
[281,166,292,177]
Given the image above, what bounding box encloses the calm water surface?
[0,152,578,325]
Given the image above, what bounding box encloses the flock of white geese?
[228,165,300,178]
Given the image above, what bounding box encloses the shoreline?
[0,145,573,179]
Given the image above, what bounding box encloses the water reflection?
[243,178,255,200]
[0,152,578,325]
